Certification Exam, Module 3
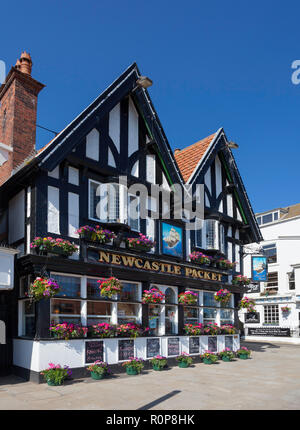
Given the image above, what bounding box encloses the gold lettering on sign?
[98,251,223,282]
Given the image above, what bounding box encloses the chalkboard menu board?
[118,339,134,361]
[245,312,260,323]
[147,338,160,358]
[248,327,290,337]
[225,336,233,350]
[85,341,104,364]
[208,336,217,352]
[189,337,200,354]
[168,337,180,356]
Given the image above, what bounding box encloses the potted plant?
[216,258,236,270]
[189,251,212,266]
[28,277,60,301]
[239,297,256,313]
[150,355,167,371]
[176,352,193,368]
[281,306,291,313]
[236,346,251,360]
[116,323,149,338]
[220,324,237,335]
[87,361,111,380]
[184,323,203,336]
[98,277,122,298]
[88,322,116,338]
[142,287,165,304]
[122,357,144,375]
[218,348,235,362]
[200,351,218,364]
[30,237,78,257]
[49,322,88,340]
[40,363,72,386]
[232,275,250,286]
[178,291,198,305]
[214,289,232,305]
[126,233,156,252]
[77,225,116,244]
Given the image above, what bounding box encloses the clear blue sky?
[1,0,300,213]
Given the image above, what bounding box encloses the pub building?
[0,52,262,381]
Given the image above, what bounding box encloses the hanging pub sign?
[189,337,200,354]
[245,312,260,323]
[85,341,104,364]
[167,337,180,356]
[252,256,268,282]
[161,222,183,258]
[245,282,260,293]
[118,339,134,361]
[146,338,160,358]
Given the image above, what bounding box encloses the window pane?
[51,299,81,315]
[119,282,139,301]
[165,288,176,304]
[165,305,176,335]
[184,307,199,325]
[87,317,111,325]
[128,195,140,231]
[87,278,101,299]
[203,307,217,320]
[256,217,261,225]
[274,212,278,221]
[89,181,100,220]
[51,275,81,298]
[148,304,161,336]
[23,300,35,337]
[117,303,139,317]
[220,309,233,322]
[87,301,111,316]
[203,292,215,307]
[263,244,277,263]
[262,213,272,224]
[51,316,81,324]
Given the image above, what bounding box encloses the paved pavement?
[0,341,299,410]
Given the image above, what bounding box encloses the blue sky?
[1,0,300,213]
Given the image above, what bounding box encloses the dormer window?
[256,211,279,226]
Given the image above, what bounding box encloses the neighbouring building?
[242,204,300,343]
[0,52,261,381]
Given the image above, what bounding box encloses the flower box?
[126,233,155,253]
[150,355,167,371]
[200,351,218,364]
[236,347,251,359]
[232,275,250,286]
[50,322,88,340]
[216,259,235,270]
[176,353,193,367]
[30,237,78,257]
[189,251,212,266]
[77,225,116,244]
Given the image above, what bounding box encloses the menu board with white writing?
[146,338,160,358]
[189,337,200,354]
[167,337,180,356]
[118,339,134,361]
[85,341,104,364]
[225,336,233,350]
[208,336,218,352]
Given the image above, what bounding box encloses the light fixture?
[227,141,239,149]
[132,76,153,92]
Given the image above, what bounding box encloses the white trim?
[0,142,13,152]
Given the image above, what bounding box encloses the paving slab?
[0,341,300,410]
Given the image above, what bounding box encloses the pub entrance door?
[0,301,12,376]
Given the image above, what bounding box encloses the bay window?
[51,299,81,324]
[89,180,120,223]
[87,301,112,325]
[205,219,225,253]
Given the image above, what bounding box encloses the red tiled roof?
[174,132,217,182]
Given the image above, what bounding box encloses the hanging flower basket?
[216,259,236,270]
[142,287,165,304]
[126,233,156,252]
[214,289,232,305]
[281,306,291,313]
[76,225,116,243]
[189,251,212,266]
[178,291,198,305]
[49,322,88,340]
[239,296,256,312]
[30,237,78,257]
[98,277,122,298]
[28,277,60,301]
[232,275,250,286]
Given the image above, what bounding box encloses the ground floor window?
[51,299,81,324]
[21,300,35,337]
[117,303,141,324]
[264,305,279,324]
[87,301,112,325]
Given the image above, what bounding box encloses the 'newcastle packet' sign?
[97,250,223,282]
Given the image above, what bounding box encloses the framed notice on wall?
[85,341,104,364]
[118,339,134,361]
[167,337,180,356]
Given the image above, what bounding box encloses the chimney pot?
[19,51,32,75]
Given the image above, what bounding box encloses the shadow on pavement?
[241,340,281,352]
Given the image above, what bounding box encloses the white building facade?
[242,205,300,344]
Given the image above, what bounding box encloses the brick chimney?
[0,52,45,185]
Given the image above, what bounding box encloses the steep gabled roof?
[174,132,218,182]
